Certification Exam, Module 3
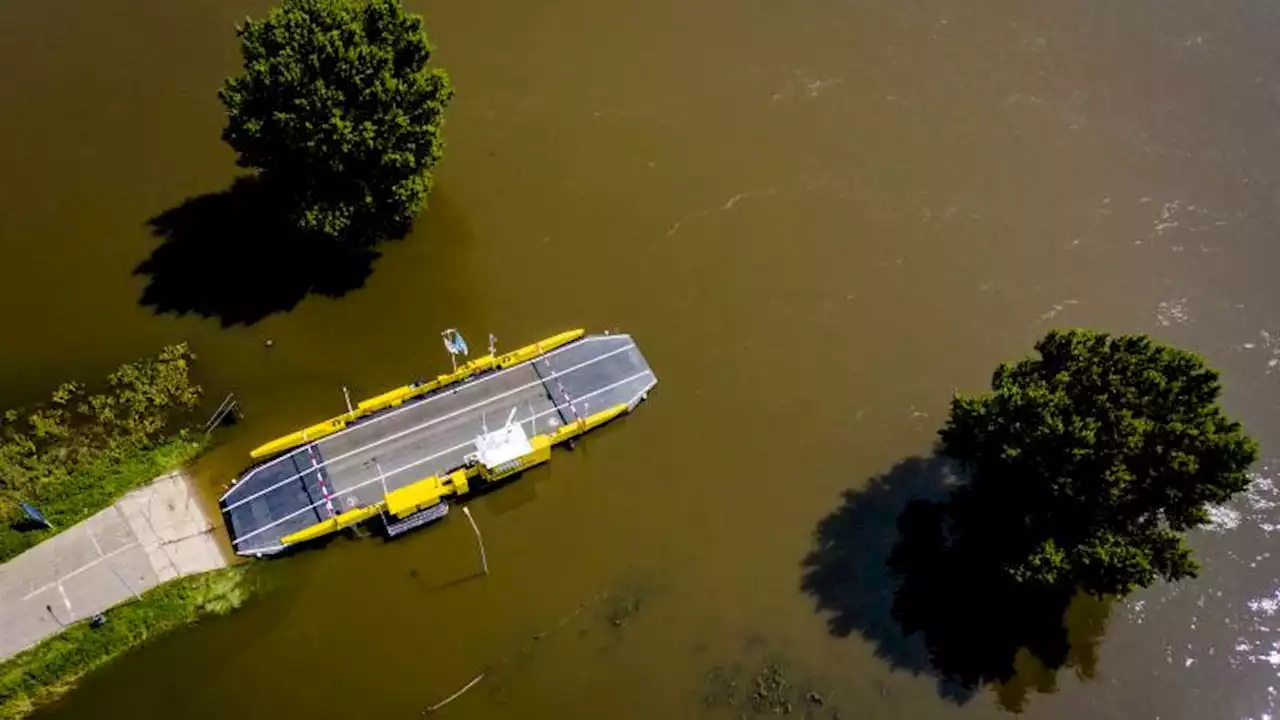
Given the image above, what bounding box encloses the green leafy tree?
[938,329,1257,597]
[219,0,453,242]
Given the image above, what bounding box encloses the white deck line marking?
[22,540,141,600]
[222,336,613,500]
[224,341,636,511]
[58,582,74,619]
[225,341,635,510]
[231,369,652,547]
[222,336,618,501]
[232,369,654,547]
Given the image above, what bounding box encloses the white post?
[461,506,489,576]
[342,386,354,414]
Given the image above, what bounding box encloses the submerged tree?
[219,0,453,242]
[865,330,1257,703]
[937,329,1257,598]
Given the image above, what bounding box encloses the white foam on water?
[1248,591,1280,617]
[1155,297,1191,326]
[1206,503,1244,532]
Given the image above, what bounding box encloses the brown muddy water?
[2,0,1280,718]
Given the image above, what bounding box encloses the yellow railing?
[249,329,585,459]
[278,402,629,548]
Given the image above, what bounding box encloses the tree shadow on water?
[801,453,1112,711]
[136,176,381,327]
[800,455,969,699]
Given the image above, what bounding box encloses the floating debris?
[1155,298,1190,327]
[699,655,842,719]
[702,663,743,709]
[750,662,791,714]
[601,580,655,629]
[605,595,643,627]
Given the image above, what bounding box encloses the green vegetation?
[935,329,1257,597]
[219,0,454,243]
[855,330,1258,703]
[0,344,203,562]
[701,656,841,719]
[0,566,250,720]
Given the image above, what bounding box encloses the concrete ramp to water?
[220,334,656,556]
[0,471,227,661]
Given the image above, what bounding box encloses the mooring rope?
[423,673,485,714]
[421,590,612,714]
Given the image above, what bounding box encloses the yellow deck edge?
[278,402,629,548]
[248,329,586,460]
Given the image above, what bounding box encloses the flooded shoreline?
[2,0,1279,718]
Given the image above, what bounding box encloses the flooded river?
[2,0,1280,718]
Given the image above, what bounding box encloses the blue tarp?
[20,501,51,528]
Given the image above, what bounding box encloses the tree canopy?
[936,329,1257,597]
[219,0,453,242]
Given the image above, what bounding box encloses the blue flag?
[442,329,469,356]
[20,502,51,529]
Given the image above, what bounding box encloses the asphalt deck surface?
[221,334,656,555]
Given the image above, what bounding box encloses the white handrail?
[222,335,612,499]
[231,370,656,547]
[223,339,635,509]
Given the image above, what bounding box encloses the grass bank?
[0,435,205,564]
[0,565,250,720]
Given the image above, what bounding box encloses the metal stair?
[383,501,450,538]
